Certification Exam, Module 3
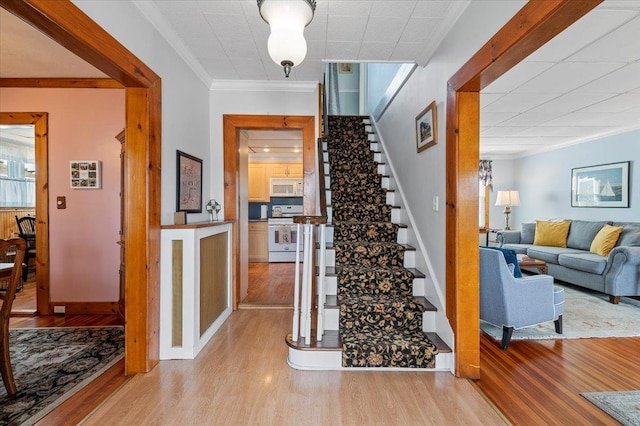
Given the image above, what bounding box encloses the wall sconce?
[257,0,316,78]
[495,190,520,230]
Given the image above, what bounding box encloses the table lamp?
[495,190,520,230]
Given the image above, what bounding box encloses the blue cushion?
[482,246,522,278]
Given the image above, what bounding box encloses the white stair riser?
[288,347,452,371]
[323,308,436,333]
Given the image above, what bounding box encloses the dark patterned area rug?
[0,327,124,425]
[581,391,640,425]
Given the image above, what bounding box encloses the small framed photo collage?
[70,160,101,189]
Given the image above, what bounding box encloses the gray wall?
[512,129,640,228]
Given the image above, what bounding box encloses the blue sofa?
[498,220,640,304]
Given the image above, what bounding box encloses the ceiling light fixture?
[257,0,316,78]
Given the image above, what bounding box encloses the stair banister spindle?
[300,223,310,339]
[316,223,326,340]
[304,221,314,344]
[292,223,302,341]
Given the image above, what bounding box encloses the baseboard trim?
[49,302,119,315]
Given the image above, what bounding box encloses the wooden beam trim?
[445,0,602,379]
[449,0,604,92]
[0,78,124,88]
[1,0,159,88]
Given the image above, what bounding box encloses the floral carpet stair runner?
[326,116,438,368]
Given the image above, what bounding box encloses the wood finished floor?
[477,332,640,425]
[8,268,639,424]
[241,262,295,306]
[84,309,505,425]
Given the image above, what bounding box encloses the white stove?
[268,205,303,262]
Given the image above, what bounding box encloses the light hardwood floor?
[241,262,295,306]
[84,309,506,425]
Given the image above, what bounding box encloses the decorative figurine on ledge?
[206,199,221,222]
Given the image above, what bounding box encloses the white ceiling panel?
[328,1,372,17]
[577,62,640,93]
[370,1,415,20]
[529,93,615,113]
[514,62,624,94]
[3,0,639,159]
[542,111,640,127]
[358,42,395,61]
[481,93,559,113]
[412,1,452,18]
[483,61,555,93]
[568,15,640,62]
[524,9,637,62]
[325,41,361,59]
[398,17,439,44]
[362,16,406,43]
[580,93,640,113]
[326,15,368,42]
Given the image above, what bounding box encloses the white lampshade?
[258,0,315,76]
[495,190,520,207]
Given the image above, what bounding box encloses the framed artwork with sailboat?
[571,161,629,208]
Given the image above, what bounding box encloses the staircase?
[287,115,451,370]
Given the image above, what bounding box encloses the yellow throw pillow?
[533,220,571,247]
[590,224,623,257]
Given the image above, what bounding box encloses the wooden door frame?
[0,112,49,314]
[1,0,162,374]
[223,115,316,308]
[446,0,602,378]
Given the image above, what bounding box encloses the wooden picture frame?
[416,101,438,153]
[176,150,203,213]
[571,161,630,208]
[70,160,101,189]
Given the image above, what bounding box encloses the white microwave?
[270,178,303,197]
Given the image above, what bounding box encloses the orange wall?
[1,88,124,302]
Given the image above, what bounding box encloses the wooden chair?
[15,216,36,281]
[0,237,26,396]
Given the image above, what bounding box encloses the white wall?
[373,1,525,333]
[513,130,640,226]
[74,0,212,225]
[208,82,319,213]
[487,159,517,229]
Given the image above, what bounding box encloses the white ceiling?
[1,1,639,158]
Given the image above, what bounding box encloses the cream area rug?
[582,391,640,426]
[481,284,640,340]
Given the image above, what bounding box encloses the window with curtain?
[0,126,36,208]
[479,160,493,229]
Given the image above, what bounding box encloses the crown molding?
[418,0,472,67]
[210,80,318,92]
[132,1,213,88]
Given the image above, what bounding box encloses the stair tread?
[325,294,436,311]
[323,266,424,278]
[327,204,400,209]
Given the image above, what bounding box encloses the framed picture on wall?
[416,101,438,153]
[176,150,203,213]
[70,160,101,189]
[571,161,630,208]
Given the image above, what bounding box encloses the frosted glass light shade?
[258,0,315,70]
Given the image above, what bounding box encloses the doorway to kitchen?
[243,129,304,307]
[222,114,316,310]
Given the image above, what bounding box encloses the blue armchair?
[480,247,564,349]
